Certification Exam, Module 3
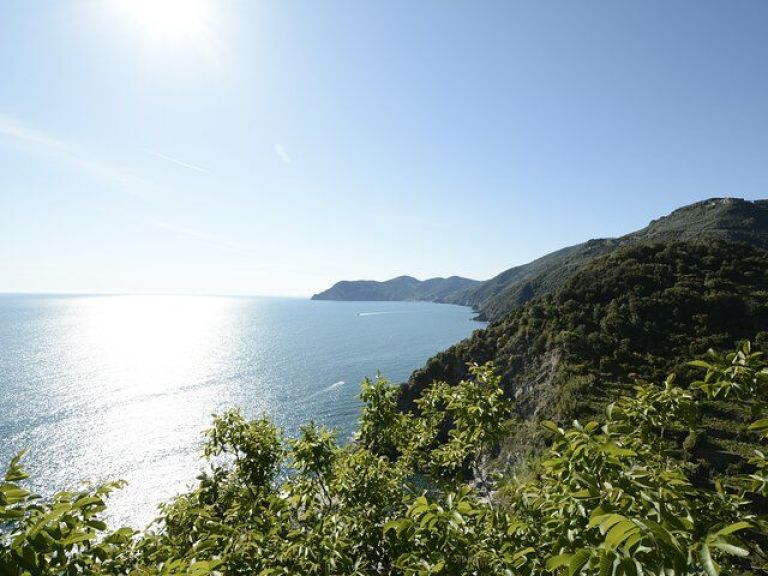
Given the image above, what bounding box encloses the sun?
[114,0,216,52]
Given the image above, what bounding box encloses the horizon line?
[0,290,312,299]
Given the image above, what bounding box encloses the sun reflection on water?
[76,295,234,397]
[45,296,244,527]
[0,295,482,528]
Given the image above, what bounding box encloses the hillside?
[313,198,768,321]
[467,197,768,320]
[404,240,768,471]
[311,275,480,302]
[8,240,768,576]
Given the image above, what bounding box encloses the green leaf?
[21,546,38,571]
[4,451,29,482]
[598,553,613,576]
[714,521,751,537]
[572,488,595,499]
[602,443,636,457]
[749,418,768,429]
[73,495,103,509]
[541,421,562,434]
[0,486,31,502]
[589,513,624,532]
[383,519,410,536]
[513,547,535,560]
[712,541,749,557]
[86,519,107,531]
[188,560,221,576]
[699,544,719,576]
[546,553,572,571]
[605,520,638,550]
[639,518,676,549]
[569,549,591,576]
[621,530,644,553]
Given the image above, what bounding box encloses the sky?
[1,1,767,297]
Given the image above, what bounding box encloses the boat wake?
[357,311,404,316]
[306,380,345,399]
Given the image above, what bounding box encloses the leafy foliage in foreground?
[0,457,132,574]
[2,344,768,575]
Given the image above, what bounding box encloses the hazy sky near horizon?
[1,1,767,296]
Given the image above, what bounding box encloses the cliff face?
[313,198,768,322]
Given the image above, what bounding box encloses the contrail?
[144,149,210,174]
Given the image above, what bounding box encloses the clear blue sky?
[1,1,766,296]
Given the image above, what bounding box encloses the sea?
[0,294,483,528]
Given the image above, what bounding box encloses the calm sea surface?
[0,295,483,528]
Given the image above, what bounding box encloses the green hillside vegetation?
[2,343,767,574]
[311,275,481,303]
[313,198,768,322]
[5,206,768,575]
[405,240,768,473]
[467,197,768,321]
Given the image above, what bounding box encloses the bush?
[2,344,767,575]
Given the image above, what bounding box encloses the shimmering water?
[0,295,483,528]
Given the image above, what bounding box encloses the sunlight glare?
[114,0,217,56]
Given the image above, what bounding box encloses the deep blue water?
[0,295,483,527]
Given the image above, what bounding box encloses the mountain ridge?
[312,197,768,321]
[311,275,481,303]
